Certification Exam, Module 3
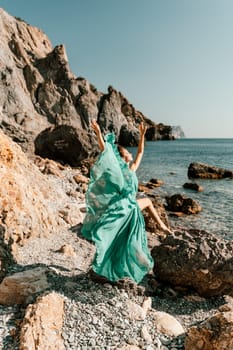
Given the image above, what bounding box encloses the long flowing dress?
[81,133,154,283]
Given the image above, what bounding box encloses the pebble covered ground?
[0,224,225,350]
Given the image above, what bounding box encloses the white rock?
[0,267,50,305]
[153,311,185,337]
[141,325,152,343]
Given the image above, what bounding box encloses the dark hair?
[117,144,125,158]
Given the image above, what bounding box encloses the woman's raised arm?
[91,119,105,152]
[130,122,147,171]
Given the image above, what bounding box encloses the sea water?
[132,138,233,240]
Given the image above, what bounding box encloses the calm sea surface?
[132,139,233,240]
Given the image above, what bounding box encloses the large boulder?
[20,292,65,350]
[188,162,233,179]
[165,194,202,215]
[151,229,233,297]
[35,125,95,166]
[0,267,50,305]
[185,303,233,350]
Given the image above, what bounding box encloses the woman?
[81,120,171,284]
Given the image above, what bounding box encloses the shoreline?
[1,224,229,350]
[0,135,232,349]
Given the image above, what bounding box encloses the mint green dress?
[81,133,153,283]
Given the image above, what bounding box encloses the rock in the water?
[171,125,185,139]
[183,182,204,192]
[165,193,201,215]
[148,178,164,187]
[188,162,233,179]
[151,229,233,297]
[146,123,174,140]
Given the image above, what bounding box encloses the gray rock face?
[0,8,53,152]
[35,125,95,166]
[151,229,233,297]
[188,162,233,179]
[0,8,175,161]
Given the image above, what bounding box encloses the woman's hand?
[91,119,105,151]
[139,122,147,136]
[130,122,147,171]
[91,119,101,135]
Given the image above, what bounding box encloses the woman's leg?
[137,197,172,233]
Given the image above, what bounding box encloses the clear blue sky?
[1,0,233,138]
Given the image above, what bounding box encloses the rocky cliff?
[171,125,185,139]
[0,129,84,256]
[0,8,175,165]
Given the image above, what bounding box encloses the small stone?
[154,311,185,337]
[141,325,152,343]
[145,346,155,350]
[127,337,139,346]
[69,332,75,343]
[159,336,171,345]
[142,297,152,315]
[92,316,98,325]
[89,339,96,347]
[126,300,146,320]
